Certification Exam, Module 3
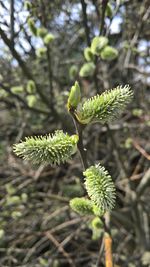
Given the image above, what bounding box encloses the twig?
[69,107,88,170]
[49,218,82,234]
[95,236,104,267]
[10,0,15,49]
[45,232,76,267]
[74,119,88,170]
[80,0,91,46]
[106,124,128,177]
[0,26,50,107]
[0,82,49,115]
[132,140,150,161]
[100,0,109,35]
[41,0,56,114]
[136,168,150,198]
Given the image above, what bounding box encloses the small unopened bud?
[100,46,118,61]
[27,18,37,36]
[79,62,95,77]
[44,33,55,45]
[67,81,81,110]
[24,1,32,10]
[37,27,48,38]
[106,3,113,18]
[36,47,47,58]
[84,47,94,61]
[27,80,36,94]
[69,65,78,80]
[91,36,108,55]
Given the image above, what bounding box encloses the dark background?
[0,0,150,266]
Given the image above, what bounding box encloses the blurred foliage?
[0,0,150,266]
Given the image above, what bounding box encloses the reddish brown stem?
[104,232,113,267]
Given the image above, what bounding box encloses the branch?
[100,0,109,35]
[136,168,150,198]
[10,0,15,49]
[80,0,91,46]
[0,26,50,107]
[40,0,56,113]
[73,118,88,170]
[45,232,76,267]
[0,83,49,115]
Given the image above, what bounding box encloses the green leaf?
[100,46,118,61]
[77,85,133,124]
[79,62,95,77]
[83,164,116,212]
[13,131,79,166]
[91,36,108,55]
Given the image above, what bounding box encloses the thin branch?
[0,83,49,115]
[80,0,91,46]
[10,0,15,49]
[100,0,109,35]
[133,140,150,161]
[0,26,50,107]
[74,119,88,170]
[45,232,76,267]
[106,124,128,177]
[69,107,88,170]
[136,168,150,198]
[41,0,56,113]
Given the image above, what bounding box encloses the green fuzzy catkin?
[26,80,36,94]
[26,95,37,107]
[37,27,48,38]
[100,46,118,61]
[36,47,47,58]
[83,164,116,211]
[11,86,24,94]
[79,62,95,77]
[91,36,108,55]
[84,47,94,62]
[69,65,78,80]
[13,131,79,166]
[70,197,94,215]
[27,18,37,36]
[44,33,55,45]
[77,85,133,124]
